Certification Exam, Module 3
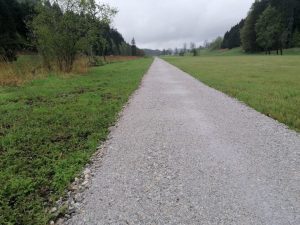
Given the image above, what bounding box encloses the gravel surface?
[66,58,300,225]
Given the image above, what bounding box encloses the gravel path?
[67,58,300,225]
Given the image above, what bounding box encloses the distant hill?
[143,49,162,56]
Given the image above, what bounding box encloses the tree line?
[161,42,200,56]
[0,0,144,71]
[224,0,300,54]
[161,0,300,56]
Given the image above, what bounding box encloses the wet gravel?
[66,58,300,225]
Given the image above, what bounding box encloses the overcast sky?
[102,0,254,50]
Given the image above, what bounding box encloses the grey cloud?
[102,0,254,49]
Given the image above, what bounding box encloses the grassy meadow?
[0,57,153,224]
[163,55,300,132]
[195,47,300,56]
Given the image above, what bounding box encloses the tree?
[222,19,245,49]
[136,48,145,56]
[119,42,132,56]
[270,0,298,48]
[190,42,197,56]
[0,0,37,61]
[183,43,187,55]
[241,0,269,52]
[209,37,223,50]
[255,6,284,54]
[203,40,210,48]
[131,38,137,56]
[167,48,173,55]
[292,29,300,47]
[223,0,300,53]
[108,28,125,55]
[174,48,178,55]
[31,0,116,72]
[0,0,17,61]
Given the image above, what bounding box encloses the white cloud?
[102,0,254,49]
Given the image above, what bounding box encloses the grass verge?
[0,57,153,224]
[0,55,142,86]
[0,55,91,86]
[162,56,300,132]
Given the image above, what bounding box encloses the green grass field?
[0,58,153,224]
[163,56,300,132]
[197,47,300,56]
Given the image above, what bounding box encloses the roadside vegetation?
[163,56,300,132]
[0,58,153,224]
[195,47,300,56]
[0,0,144,75]
[0,0,151,224]
[0,54,143,86]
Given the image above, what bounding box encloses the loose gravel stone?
[50,207,57,213]
[66,58,300,225]
[56,218,64,225]
[83,168,91,175]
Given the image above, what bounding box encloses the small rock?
[83,168,91,175]
[56,197,63,205]
[50,207,57,213]
[82,181,89,186]
[79,187,85,193]
[68,195,74,200]
[74,194,83,202]
[69,207,76,214]
[69,199,75,206]
[56,218,64,225]
[74,202,81,209]
[50,221,55,225]
[70,184,78,191]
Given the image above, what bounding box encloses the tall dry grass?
[72,56,89,74]
[0,61,20,86]
[0,55,47,86]
[0,54,139,86]
[0,55,90,86]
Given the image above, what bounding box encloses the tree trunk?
[102,52,106,62]
[57,58,63,72]
[102,47,107,62]
[280,48,283,55]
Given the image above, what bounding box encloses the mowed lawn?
[0,58,153,224]
[163,56,300,132]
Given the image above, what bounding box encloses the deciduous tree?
[241,0,269,52]
[31,0,116,72]
[255,6,284,54]
[209,37,223,50]
[190,42,197,56]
